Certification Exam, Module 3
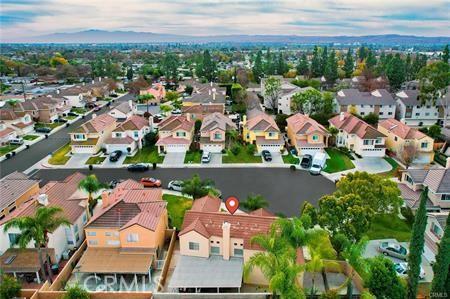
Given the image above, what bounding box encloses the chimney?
[446,157,450,169]
[37,194,49,206]
[56,89,60,94]
[99,77,102,82]
[101,191,111,208]
[339,112,345,121]
[213,92,216,101]
[210,81,213,87]
[242,114,247,125]
[92,113,97,119]
[208,90,211,96]
[222,222,231,260]
[186,113,191,122]
[82,82,86,86]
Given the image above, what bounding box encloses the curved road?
[31,168,336,217]
[0,94,134,178]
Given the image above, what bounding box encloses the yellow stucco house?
[242,109,284,153]
[378,118,434,164]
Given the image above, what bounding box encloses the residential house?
[139,83,166,105]
[0,109,34,135]
[156,115,194,153]
[34,95,72,118]
[396,90,446,127]
[286,113,330,156]
[181,81,227,106]
[0,122,17,145]
[182,103,225,121]
[70,113,117,154]
[104,115,151,154]
[108,100,135,120]
[169,195,277,292]
[424,212,448,262]
[242,108,284,153]
[199,112,237,153]
[0,172,40,220]
[53,86,91,108]
[10,98,59,123]
[0,172,88,262]
[261,76,302,114]
[329,112,386,157]
[75,180,167,287]
[378,118,434,164]
[334,89,396,119]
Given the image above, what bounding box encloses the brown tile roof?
[72,113,116,134]
[182,103,225,115]
[246,110,280,133]
[0,109,18,121]
[158,115,194,132]
[0,172,39,212]
[379,118,427,140]
[104,136,135,145]
[329,112,386,139]
[0,248,56,273]
[190,195,221,213]
[120,115,149,131]
[0,127,15,138]
[255,136,284,145]
[200,112,236,133]
[287,113,330,136]
[249,208,275,217]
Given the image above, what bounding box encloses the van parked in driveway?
[9,138,24,145]
[309,152,327,175]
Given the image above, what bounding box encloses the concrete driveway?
[262,152,283,164]
[163,152,186,166]
[102,154,127,168]
[65,154,91,168]
[353,157,392,173]
[202,153,222,166]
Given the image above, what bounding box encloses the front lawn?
[223,144,261,163]
[323,148,355,173]
[64,115,78,120]
[85,156,106,165]
[366,214,412,242]
[123,146,164,164]
[162,194,193,229]
[378,157,402,178]
[48,143,71,165]
[22,134,39,141]
[35,122,61,130]
[71,107,87,114]
[0,145,20,156]
[283,154,300,164]
[184,150,202,164]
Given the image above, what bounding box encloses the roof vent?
[37,194,49,206]
[4,255,16,265]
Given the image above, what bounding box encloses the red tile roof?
[156,136,191,145]
[287,113,330,136]
[158,115,194,132]
[378,118,427,140]
[190,195,222,212]
[329,112,385,139]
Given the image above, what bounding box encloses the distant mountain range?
[5,29,450,45]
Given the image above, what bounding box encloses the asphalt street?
[31,168,336,217]
[0,93,134,178]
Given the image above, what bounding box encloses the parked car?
[127,163,149,172]
[225,100,233,106]
[67,112,78,117]
[300,154,312,168]
[54,118,67,123]
[168,180,184,192]
[394,262,425,279]
[261,150,272,162]
[93,106,102,112]
[9,138,24,145]
[172,109,182,115]
[108,179,119,189]
[378,242,409,260]
[109,150,122,162]
[309,152,327,175]
[202,151,212,163]
[140,177,162,188]
[35,127,52,133]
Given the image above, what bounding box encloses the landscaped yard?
[71,107,87,114]
[64,115,78,120]
[85,156,106,165]
[162,194,193,229]
[35,122,62,130]
[0,145,20,156]
[283,153,300,164]
[378,157,402,178]
[123,146,164,164]
[323,148,355,173]
[22,134,40,141]
[222,144,261,163]
[184,150,201,164]
[366,214,412,242]
[48,143,71,165]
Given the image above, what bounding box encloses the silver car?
[394,262,425,280]
[378,241,409,260]
[168,180,184,192]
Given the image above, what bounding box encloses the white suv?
[202,151,211,163]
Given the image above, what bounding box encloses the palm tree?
[225,130,239,148]
[181,174,215,199]
[78,174,102,218]
[3,206,70,283]
[342,237,369,298]
[241,194,269,211]
[138,94,155,114]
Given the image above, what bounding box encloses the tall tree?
[162,52,179,81]
[311,46,322,78]
[276,52,288,76]
[367,256,406,299]
[265,48,275,75]
[342,237,370,297]
[297,53,309,76]
[78,174,102,218]
[126,67,133,80]
[343,48,354,78]
[365,50,377,71]
[386,53,406,90]
[263,76,282,113]
[3,206,70,283]
[291,88,323,114]
[358,47,368,62]
[181,174,215,199]
[430,214,450,295]
[325,49,338,83]
[442,44,449,64]
[253,50,264,83]
[241,194,269,211]
[320,46,329,76]
[412,54,427,77]
[405,53,413,81]
[407,188,429,299]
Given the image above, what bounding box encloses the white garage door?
[201,144,223,153]
[259,144,282,153]
[300,147,322,156]
[166,144,188,153]
[106,144,127,154]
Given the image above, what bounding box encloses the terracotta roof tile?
[379,119,427,140]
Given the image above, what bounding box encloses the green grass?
[0,145,19,156]
[378,157,402,178]
[71,107,87,114]
[162,194,193,229]
[64,115,77,120]
[283,154,300,164]
[48,143,71,165]
[366,214,412,242]
[35,122,61,129]
[123,146,164,164]
[184,150,202,164]
[85,156,106,165]
[323,148,355,173]
[223,145,262,163]
[22,134,39,141]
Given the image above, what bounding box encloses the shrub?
[0,274,21,299]
[331,233,350,258]
[246,144,256,155]
[401,206,415,226]
[290,165,296,171]
[231,144,241,155]
[64,285,90,299]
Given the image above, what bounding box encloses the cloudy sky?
[1,0,449,39]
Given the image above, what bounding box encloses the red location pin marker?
[225,196,239,215]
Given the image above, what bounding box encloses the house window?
[134,131,139,138]
[234,248,244,256]
[268,132,275,137]
[8,233,20,245]
[176,131,186,137]
[375,138,382,144]
[214,133,222,140]
[74,224,79,234]
[394,136,398,141]
[363,140,374,145]
[431,223,443,237]
[312,135,319,141]
[415,113,420,116]
[388,112,393,115]
[87,231,96,236]
[379,112,384,115]
[405,175,413,184]
[107,240,120,246]
[75,233,80,242]
[74,134,85,140]
[82,214,87,224]
[189,242,200,251]
[105,232,112,236]
[127,233,139,242]
[442,194,450,201]
[210,246,220,255]
[360,112,365,116]
[115,132,123,138]
[421,142,428,149]
[88,240,98,246]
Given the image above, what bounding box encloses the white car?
[309,152,327,175]
[394,262,426,280]
[202,151,211,163]
[168,180,183,192]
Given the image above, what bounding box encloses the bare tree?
[400,143,418,168]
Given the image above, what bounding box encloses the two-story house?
[423,212,448,262]
[199,112,237,153]
[329,112,386,157]
[156,115,194,153]
[396,90,446,127]
[70,113,117,154]
[378,118,435,164]
[181,81,227,106]
[139,83,166,105]
[242,109,284,153]
[260,76,303,114]
[170,195,277,292]
[75,180,167,287]
[334,89,396,119]
[108,101,135,121]
[0,122,17,145]
[104,115,151,154]
[0,109,34,135]
[182,103,225,121]
[286,113,330,156]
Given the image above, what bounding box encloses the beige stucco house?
[199,112,237,153]
[156,115,194,153]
